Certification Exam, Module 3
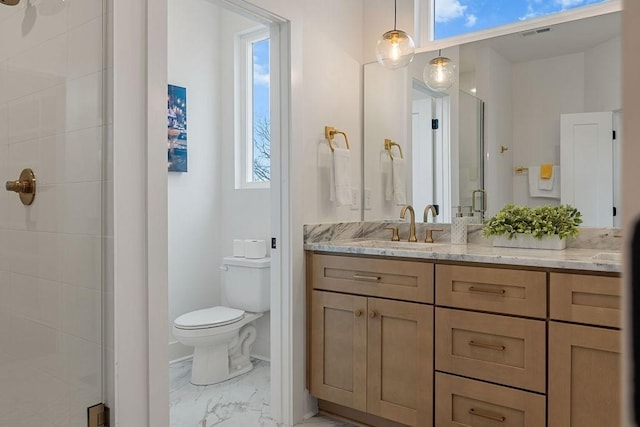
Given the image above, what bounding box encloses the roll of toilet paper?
[244,239,266,259]
[233,239,245,257]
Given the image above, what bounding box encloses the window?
[433,0,611,40]
[237,28,270,188]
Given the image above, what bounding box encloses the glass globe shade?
[423,56,457,92]
[376,30,415,70]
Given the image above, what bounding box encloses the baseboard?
[251,353,271,363]
[169,354,193,365]
[168,340,192,364]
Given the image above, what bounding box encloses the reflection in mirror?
[363,11,621,228]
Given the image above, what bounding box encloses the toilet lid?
[174,306,245,330]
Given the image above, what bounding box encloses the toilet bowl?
[173,256,270,385]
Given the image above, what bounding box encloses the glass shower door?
[0,0,106,425]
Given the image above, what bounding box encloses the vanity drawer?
[435,308,546,392]
[550,272,622,328]
[435,373,546,427]
[310,254,433,303]
[435,264,546,318]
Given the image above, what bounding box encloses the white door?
[0,1,105,425]
[561,112,614,227]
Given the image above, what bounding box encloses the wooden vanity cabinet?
[548,273,622,427]
[308,254,434,427]
[307,252,623,427]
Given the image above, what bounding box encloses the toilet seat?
[174,306,245,330]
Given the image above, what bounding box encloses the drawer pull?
[369,310,378,319]
[353,274,382,282]
[354,309,363,317]
[468,340,506,352]
[469,407,506,423]
[469,286,506,295]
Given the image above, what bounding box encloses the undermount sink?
[338,240,445,250]
[592,252,622,262]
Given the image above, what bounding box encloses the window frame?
[235,26,270,189]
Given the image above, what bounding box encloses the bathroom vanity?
[304,240,622,427]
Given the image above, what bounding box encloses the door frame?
[112,0,293,425]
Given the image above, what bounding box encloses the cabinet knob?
[369,310,377,319]
[354,309,363,317]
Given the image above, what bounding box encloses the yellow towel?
[540,163,553,180]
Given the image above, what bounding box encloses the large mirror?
[363,11,621,227]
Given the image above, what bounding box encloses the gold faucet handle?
[384,226,400,242]
[425,228,444,244]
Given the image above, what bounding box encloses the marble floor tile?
[170,359,354,427]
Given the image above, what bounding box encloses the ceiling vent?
[521,27,552,37]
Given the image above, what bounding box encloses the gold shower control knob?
[5,168,36,206]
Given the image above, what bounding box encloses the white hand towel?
[382,154,393,201]
[538,165,558,190]
[392,157,407,205]
[330,147,352,206]
[528,166,561,199]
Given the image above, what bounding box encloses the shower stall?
[0,0,110,425]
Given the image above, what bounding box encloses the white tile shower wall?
[0,0,106,425]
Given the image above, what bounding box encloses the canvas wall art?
[168,84,188,172]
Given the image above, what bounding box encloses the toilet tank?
[222,256,270,313]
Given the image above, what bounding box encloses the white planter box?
[492,234,566,250]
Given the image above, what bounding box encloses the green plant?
[483,204,583,240]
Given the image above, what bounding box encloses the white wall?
[363,64,410,220]
[459,90,482,209]
[508,37,622,209]
[585,36,622,113]
[167,0,222,362]
[0,0,106,424]
[218,7,271,360]
[476,46,512,217]
[511,52,584,208]
[302,2,364,224]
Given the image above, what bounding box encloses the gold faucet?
[423,204,438,223]
[400,205,417,242]
[423,204,443,243]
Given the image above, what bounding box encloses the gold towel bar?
[514,166,529,174]
[325,126,350,152]
[384,139,404,160]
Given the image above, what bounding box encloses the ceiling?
[459,11,621,73]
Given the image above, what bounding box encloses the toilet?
[173,256,270,385]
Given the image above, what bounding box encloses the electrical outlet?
[364,188,372,210]
[350,188,360,210]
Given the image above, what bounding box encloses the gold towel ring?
[325,126,350,152]
[384,139,404,160]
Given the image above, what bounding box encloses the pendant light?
[423,50,457,92]
[376,0,415,70]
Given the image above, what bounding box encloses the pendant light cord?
[394,0,397,30]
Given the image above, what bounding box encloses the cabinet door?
[310,290,368,412]
[367,298,433,426]
[548,321,621,426]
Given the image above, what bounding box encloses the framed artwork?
[168,84,188,172]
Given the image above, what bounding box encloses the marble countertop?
[304,239,622,273]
